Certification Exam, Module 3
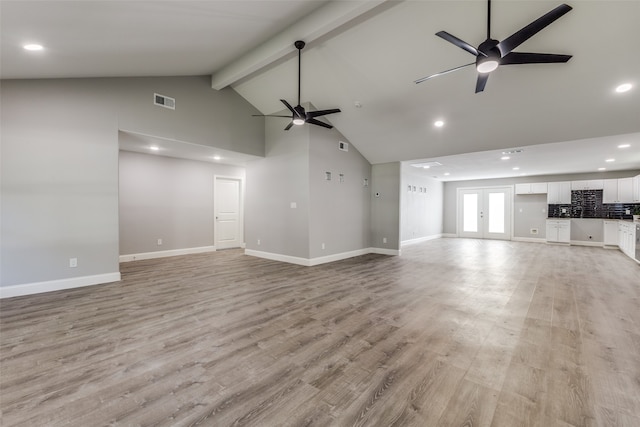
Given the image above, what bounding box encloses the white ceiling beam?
[210,0,389,90]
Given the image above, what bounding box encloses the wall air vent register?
[154,93,175,110]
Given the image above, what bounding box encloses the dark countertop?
[547,218,638,222]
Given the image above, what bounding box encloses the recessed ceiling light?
[501,156,510,160]
[149,145,159,151]
[605,158,615,162]
[513,167,520,171]
[598,167,606,171]
[213,155,221,160]
[423,166,430,169]
[618,144,630,148]
[615,83,633,93]
[444,172,450,176]
[434,120,444,128]
[23,44,43,51]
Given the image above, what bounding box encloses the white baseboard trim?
[369,247,401,256]
[401,234,442,247]
[570,240,604,247]
[244,249,311,266]
[512,237,547,244]
[245,247,401,266]
[120,246,216,263]
[441,233,457,238]
[308,248,372,266]
[0,272,121,299]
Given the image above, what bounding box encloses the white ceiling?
[2,0,639,181]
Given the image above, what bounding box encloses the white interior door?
[458,188,511,240]
[215,177,243,249]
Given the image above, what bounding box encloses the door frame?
[456,186,514,240]
[214,175,245,249]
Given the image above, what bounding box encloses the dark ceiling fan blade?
[306,118,333,129]
[475,73,489,93]
[284,121,294,131]
[307,108,341,118]
[436,31,484,57]
[501,52,572,65]
[252,114,292,118]
[280,99,296,115]
[497,4,572,56]
[415,62,475,84]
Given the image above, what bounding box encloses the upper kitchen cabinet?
[633,174,640,202]
[547,181,571,204]
[603,178,634,203]
[571,180,604,190]
[515,183,548,195]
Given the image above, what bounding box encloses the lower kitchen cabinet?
[618,221,637,259]
[603,220,619,246]
[546,219,570,243]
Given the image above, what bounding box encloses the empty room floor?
[1,239,639,426]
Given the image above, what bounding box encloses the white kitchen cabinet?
[603,220,619,246]
[604,178,634,203]
[571,180,604,190]
[618,221,636,259]
[633,174,640,202]
[547,181,571,204]
[546,219,571,243]
[515,182,548,195]
[619,178,634,202]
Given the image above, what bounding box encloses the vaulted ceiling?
[2,1,639,180]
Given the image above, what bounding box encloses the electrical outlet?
[530,228,538,235]
[157,238,162,246]
[257,239,261,245]
[383,237,387,244]
[69,258,78,268]
[321,243,325,250]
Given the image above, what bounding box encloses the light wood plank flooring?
[1,239,639,426]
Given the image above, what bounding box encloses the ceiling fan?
[253,40,341,130]
[415,0,573,93]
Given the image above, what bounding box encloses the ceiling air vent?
[154,93,175,110]
[338,141,349,152]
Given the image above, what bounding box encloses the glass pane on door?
[487,192,505,233]
[463,193,478,232]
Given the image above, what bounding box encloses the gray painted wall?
[308,126,371,258]
[443,170,640,240]
[118,151,245,255]
[400,164,444,242]
[245,117,311,258]
[245,108,373,260]
[1,76,263,287]
[371,162,401,250]
[513,194,548,239]
[1,80,119,286]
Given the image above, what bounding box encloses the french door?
[458,187,511,240]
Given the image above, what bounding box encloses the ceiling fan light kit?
[252,40,341,130]
[415,0,573,93]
